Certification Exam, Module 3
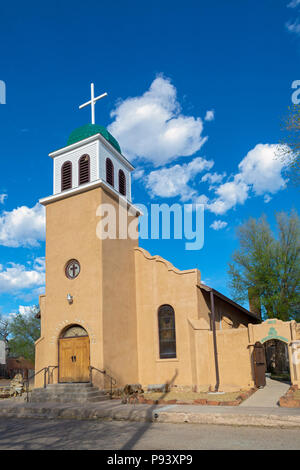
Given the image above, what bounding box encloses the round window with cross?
[65,259,80,279]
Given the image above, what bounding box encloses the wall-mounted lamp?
[67,293,73,305]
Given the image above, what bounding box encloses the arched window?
[61,161,72,191]
[61,325,88,338]
[106,158,114,187]
[119,169,126,196]
[78,154,90,185]
[158,305,176,359]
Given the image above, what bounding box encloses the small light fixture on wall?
[67,293,73,305]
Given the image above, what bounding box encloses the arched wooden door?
[58,326,90,383]
[253,341,266,388]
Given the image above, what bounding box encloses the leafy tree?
[5,307,40,363]
[228,211,300,321]
[278,104,300,185]
[0,318,10,341]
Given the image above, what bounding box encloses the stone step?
[47,383,93,389]
[29,393,109,404]
[31,390,105,399]
[29,382,110,404]
[45,385,100,393]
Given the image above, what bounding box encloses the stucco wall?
[35,186,140,389]
[35,187,104,387]
[214,328,253,390]
[200,289,256,331]
[134,247,201,388]
[101,189,139,385]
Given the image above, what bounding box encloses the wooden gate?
[59,336,90,383]
[253,341,266,388]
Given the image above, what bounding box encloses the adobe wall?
[35,187,141,389]
[214,328,254,390]
[35,187,105,388]
[134,247,201,389]
[101,189,139,386]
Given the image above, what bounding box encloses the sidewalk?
[240,377,290,408]
[0,398,299,428]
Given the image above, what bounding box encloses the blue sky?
[0,0,299,316]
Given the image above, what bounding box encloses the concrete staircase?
[29,383,110,404]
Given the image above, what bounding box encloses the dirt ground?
[143,390,242,402]
[294,390,300,399]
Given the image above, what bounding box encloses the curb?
[153,410,300,428]
[0,404,300,428]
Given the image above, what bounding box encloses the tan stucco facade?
[35,185,139,389]
[35,183,300,392]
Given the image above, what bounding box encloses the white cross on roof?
[79,83,107,124]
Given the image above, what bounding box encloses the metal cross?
[70,263,78,278]
[79,83,107,125]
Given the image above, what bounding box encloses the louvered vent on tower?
[119,169,126,196]
[106,158,114,187]
[61,161,72,191]
[79,154,90,185]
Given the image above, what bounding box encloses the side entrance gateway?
[58,326,90,383]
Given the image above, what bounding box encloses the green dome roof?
[67,124,121,153]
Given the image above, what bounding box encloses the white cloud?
[145,156,213,201]
[201,171,226,187]
[288,0,300,8]
[18,306,35,317]
[286,19,300,34]
[0,194,7,204]
[208,176,249,215]
[237,143,287,195]
[0,260,45,294]
[264,194,272,203]
[286,0,300,34]
[7,304,40,320]
[141,143,288,214]
[206,143,288,215]
[33,257,45,272]
[204,110,215,121]
[194,194,209,205]
[210,220,228,230]
[0,203,45,247]
[108,76,207,166]
[132,169,145,180]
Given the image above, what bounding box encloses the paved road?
[0,418,299,450]
[240,377,290,408]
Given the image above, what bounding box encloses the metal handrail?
[25,365,58,403]
[89,366,116,399]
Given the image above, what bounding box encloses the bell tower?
[35,86,140,389]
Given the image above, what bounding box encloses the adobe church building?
[35,105,300,394]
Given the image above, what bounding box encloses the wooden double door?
[59,336,90,383]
